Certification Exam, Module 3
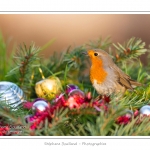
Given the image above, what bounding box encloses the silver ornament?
[0,81,26,109]
[140,105,150,115]
[32,100,49,114]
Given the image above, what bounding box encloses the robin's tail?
[130,80,142,88]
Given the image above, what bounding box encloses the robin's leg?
[95,95,102,100]
[95,95,110,103]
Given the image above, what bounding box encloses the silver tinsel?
[0,81,26,109]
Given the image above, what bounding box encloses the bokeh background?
[0,14,150,63]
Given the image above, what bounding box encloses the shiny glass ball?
[0,81,26,110]
[32,100,49,114]
[35,76,62,100]
[66,84,79,94]
[140,105,150,115]
[68,89,85,98]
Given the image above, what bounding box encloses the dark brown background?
[0,14,150,62]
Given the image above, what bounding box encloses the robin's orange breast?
[90,59,107,84]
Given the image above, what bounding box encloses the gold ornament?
[35,76,62,100]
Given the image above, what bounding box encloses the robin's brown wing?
[112,64,135,90]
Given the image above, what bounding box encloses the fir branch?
[63,46,90,84]
[112,117,150,136]
[43,51,66,77]
[63,46,87,70]
[6,43,41,97]
[44,46,88,85]
[0,109,21,125]
[113,37,147,63]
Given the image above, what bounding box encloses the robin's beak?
[81,51,88,56]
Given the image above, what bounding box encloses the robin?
[85,49,142,96]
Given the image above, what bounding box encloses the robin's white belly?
[93,79,117,95]
[93,78,126,95]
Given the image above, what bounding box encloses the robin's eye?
[94,53,98,56]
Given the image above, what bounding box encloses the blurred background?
[0,14,150,62]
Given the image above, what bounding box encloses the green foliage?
[0,34,150,136]
[6,43,41,98]
[1,92,150,136]
[113,37,147,63]
[63,46,87,69]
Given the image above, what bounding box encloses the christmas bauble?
[66,84,79,94]
[35,76,62,100]
[68,89,85,98]
[140,105,150,115]
[32,100,49,114]
[0,81,26,109]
